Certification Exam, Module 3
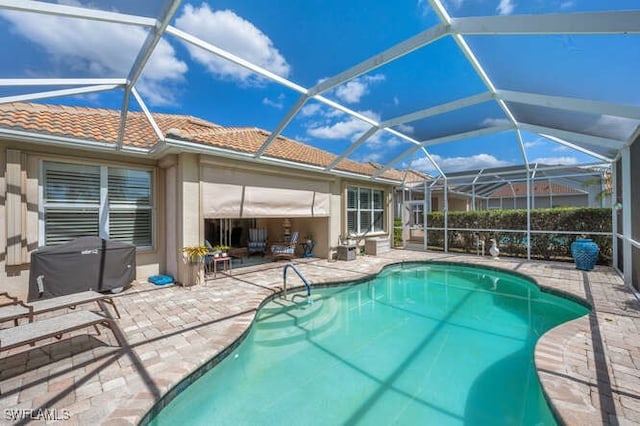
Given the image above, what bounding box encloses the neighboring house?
[0,103,409,299]
[486,182,589,209]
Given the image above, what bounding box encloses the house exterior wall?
[0,140,165,300]
[488,194,588,210]
[430,193,470,211]
[1,140,397,297]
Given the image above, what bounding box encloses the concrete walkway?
[0,250,638,425]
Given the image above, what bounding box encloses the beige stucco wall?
[196,157,337,262]
[1,139,398,295]
[430,193,471,212]
[0,140,165,300]
[176,155,395,269]
[488,194,588,210]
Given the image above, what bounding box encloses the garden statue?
[489,239,500,259]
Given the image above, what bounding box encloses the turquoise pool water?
[149,263,588,425]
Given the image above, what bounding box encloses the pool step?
[256,294,324,330]
[253,296,339,347]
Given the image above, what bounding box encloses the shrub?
[425,207,612,265]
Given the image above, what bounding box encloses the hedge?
[424,207,612,265]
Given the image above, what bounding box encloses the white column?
[423,180,428,251]
[621,146,632,286]
[526,170,531,260]
[612,160,619,273]
[472,183,476,211]
[444,178,449,253]
[401,188,407,248]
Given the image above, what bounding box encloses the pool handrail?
[282,263,312,303]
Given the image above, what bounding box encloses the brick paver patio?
[1,250,639,425]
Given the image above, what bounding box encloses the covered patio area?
[0,249,637,425]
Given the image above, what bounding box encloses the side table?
[206,256,232,278]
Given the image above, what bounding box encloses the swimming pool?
[148,262,589,425]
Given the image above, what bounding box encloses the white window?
[41,161,153,248]
[346,186,385,234]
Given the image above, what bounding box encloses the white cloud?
[530,156,578,165]
[301,103,322,117]
[262,93,285,109]
[364,135,405,152]
[0,4,187,106]
[306,109,384,141]
[496,0,515,15]
[357,152,384,163]
[482,117,511,127]
[396,123,415,135]
[335,81,368,104]
[307,116,372,141]
[440,0,465,10]
[588,115,639,141]
[333,74,385,104]
[175,5,290,85]
[411,153,511,173]
[523,139,544,149]
[300,103,407,162]
[560,1,576,10]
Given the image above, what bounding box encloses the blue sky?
[1,0,639,176]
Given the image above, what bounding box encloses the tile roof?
[0,102,419,182]
[489,182,585,198]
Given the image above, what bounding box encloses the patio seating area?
[0,249,638,425]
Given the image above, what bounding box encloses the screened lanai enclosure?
[1,1,639,290]
[396,162,613,262]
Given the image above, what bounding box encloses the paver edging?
[534,314,595,425]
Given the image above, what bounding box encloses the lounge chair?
[271,231,299,261]
[248,228,268,256]
[0,290,120,326]
[0,310,121,354]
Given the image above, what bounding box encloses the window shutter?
[108,168,152,246]
[347,211,357,234]
[45,209,99,245]
[44,163,100,204]
[109,210,152,246]
[108,168,151,205]
[42,162,153,248]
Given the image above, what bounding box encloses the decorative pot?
[571,238,599,271]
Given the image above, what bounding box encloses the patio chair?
[271,231,299,261]
[248,228,268,256]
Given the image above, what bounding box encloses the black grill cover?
[28,237,136,301]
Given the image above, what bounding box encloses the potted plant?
[182,245,210,263]
[212,244,230,257]
[181,245,210,286]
